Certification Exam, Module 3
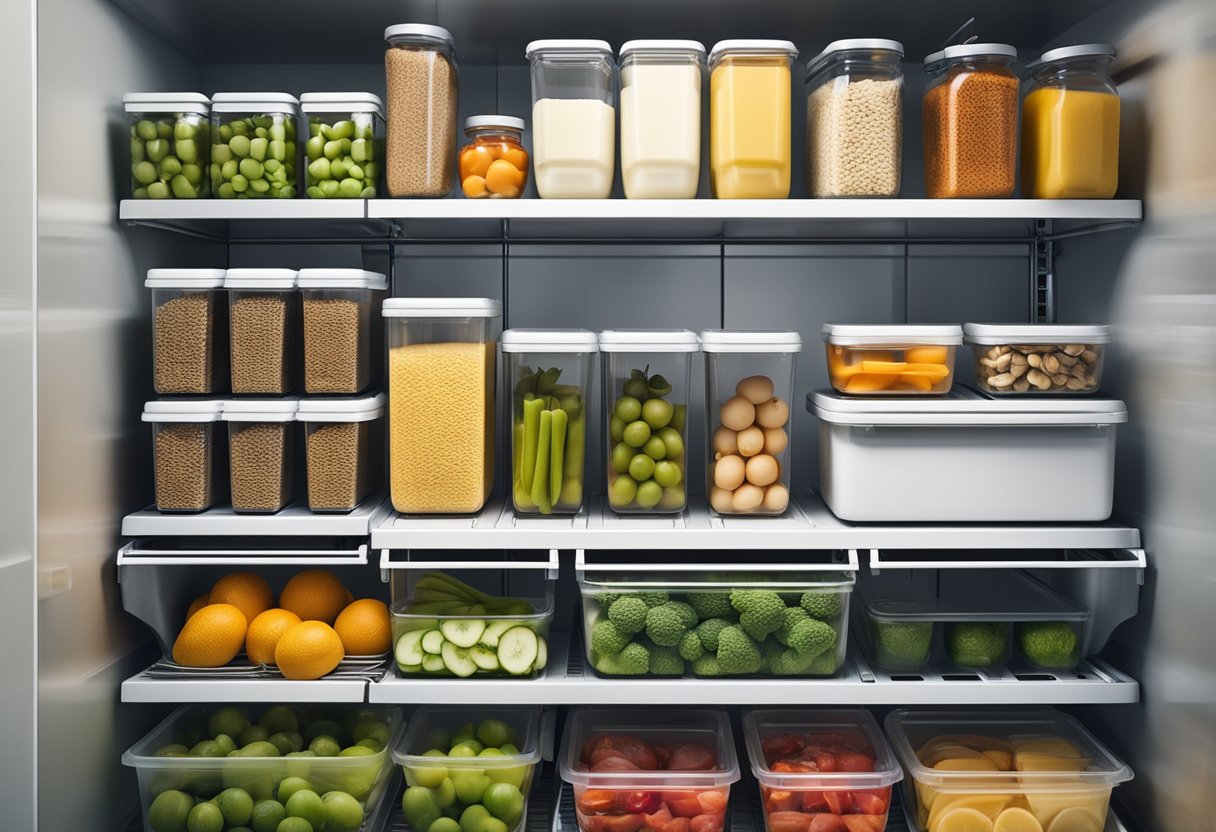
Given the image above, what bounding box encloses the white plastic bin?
[297,268,386,394]
[223,398,298,513]
[297,393,384,512]
[143,400,224,513]
[146,268,227,394]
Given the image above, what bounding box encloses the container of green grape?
[123,93,211,199]
[210,92,300,199]
[599,330,699,514]
[300,92,384,199]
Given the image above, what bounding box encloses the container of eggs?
[701,330,801,515]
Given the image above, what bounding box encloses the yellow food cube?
[934,807,996,832]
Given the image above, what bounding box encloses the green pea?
[156,121,173,139]
[263,159,282,174]
[221,159,238,180]
[269,167,287,184]
[249,137,268,161]
[175,120,196,140]
[277,185,296,198]
[350,139,368,164]
[268,123,286,142]
[330,158,348,179]
[133,187,149,199]
[131,138,145,162]
[269,140,286,162]
[319,180,340,197]
[182,163,203,185]
[329,120,355,140]
[254,126,268,139]
[217,182,235,198]
[308,158,331,180]
[249,178,270,194]
[339,138,352,155]
[307,186,325,199]
[219,124,233,141]
[210,162,222,182]
[228,135,251,158]
[323,140,341,160]
[145,139,168,162]
[360,186,376,198]
[309,122,323,137]
[252,115,273,129]
[362,162,379,180]
[229,119,247,136]
[158,156,183,178]
[132,161,157,185]
[338,178,362,197]
[136,120,158,141]
[176,138,197,164]
[212,143,232,163]
[147,181,170,198]
[230,174,249,192]
[347,163,364,180]
[306,136,324,160]
[170,175,197,198]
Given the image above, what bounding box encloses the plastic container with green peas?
[123,93,211,199]
[210,92,300,199]
[300,92,384,199]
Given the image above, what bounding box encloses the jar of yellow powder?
[383,298,501,514]
[1022,44,1120,198]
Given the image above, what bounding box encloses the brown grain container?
[226,268,300,395]
[144,400,224,513]
[298,393,384,512]
[383,24,459,197]
[298,269,387,394]
[223,398,297,513]
[146,268,228,394]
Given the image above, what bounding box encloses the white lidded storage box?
[807,387,1127,521]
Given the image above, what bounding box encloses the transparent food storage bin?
[744,709,903,832]
[459,115,530,199]
[390,570,553,678]
[210,92,299,199]
[964,323,1111,394]
[223,398,297,513]
[226,269,300,395]
[146,268,228,395]
[599,330,699,514]
[144,400,223,513]
[560,708,740,832]
[503,329,598,515]
[123,92,210,199]
[298,393,383,513]
[885,708,1133,832]
[384,24,459,197]
[395,706,542,832]
[822,324,962,395]
[527,40,617,198]
[298,268,386,394]
[701,330,801,515]
[300,92,384,198]
[122,704,403,832]
[578,567,855,677]
[383,298,501,514]
[709,40,799,198]
[619,40,705,199]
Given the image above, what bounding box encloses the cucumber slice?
[395,629,426,667]
[480,620,515,649]
[534,636,548,671]
[421,629,445,655]
[497,627,539,676]
[470,644,501,672]
[440,618,486,649]
[441,641,478,677]
[422,653,446,673]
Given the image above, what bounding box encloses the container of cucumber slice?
[392,572,553,679]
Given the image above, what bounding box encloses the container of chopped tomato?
[743,709,903,832]
[559,708,740,832]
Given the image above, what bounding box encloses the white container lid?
[211,92,300,114]
[709,39,799,64]
[619,40,707,58]
[223,398,299,422]
[464,115,526,133]
[1027,43,1116,72]
[807,387,1128,426]
[806,38,904,79]
[939,42,1017,62]
[502,328,599,353]
[224,268,298,290]
[822,323,963,346]
[299,92,384,116]
[382,298,502,318]
[384,24,455,48]
[744,709,903,790]
[123,92,210,114]
[145,268,226,289]
[963,322,1112,345]
[297,392,386,422]
[526,39,614,59]
[699,329,802,353]
[142,399,225,423]
[296,269,387,290]
[599,329,700,353]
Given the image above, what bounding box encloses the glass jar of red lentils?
[459,115,530,198]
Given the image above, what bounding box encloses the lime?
[277,777,313,804]
[208,707,251,739]
[351,718,389,747]
[186,801,224,832]
[213,734,237,756]
[249,799,286,832]
[431,818,462,832]
[148,790,193,832]
[284,790,325,830]
[238,725,270,746]
[321,790,365,832]
[216,788,254,826]
[274,819,314,832]
[304,719,343,743]
[308,735,341,757]
[258,706,300,735]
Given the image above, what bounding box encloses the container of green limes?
[300,92,384,199]
[123,93,211,199]
[210,92,300,199]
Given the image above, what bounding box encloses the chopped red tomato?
[835,753,875,773]
[586,736,660,770]
[772,760,819,773]
[591,756,642,772]
[666,744,718,771]
[662,793,704,819]
[690,815,724,832]
[848,792,888,817]
[580,814,648,832]
[577,790,618,815]
[799,791,829,813]
[762,788,800,813]
[840,816,885,832]
[812,752,837,773]
[821,791,853,816]
[807,815,847,832]
[615,792,662,815]
[644,806,673,828]
[762,734,807,762]
[766,812,813,832]
[695,791,728,815]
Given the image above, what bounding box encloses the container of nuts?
[223,398,297,513]
[146,268,228,395]
[297,393,384,512]
[226,268,300,395]
[297,268,387,394]
[964,323,1110,394]
[143,400,224,513]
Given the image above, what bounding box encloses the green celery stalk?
[531,410,552,514]
[520,397,544,493]
[549,407,568,506]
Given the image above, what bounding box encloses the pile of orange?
[172,569,391,680]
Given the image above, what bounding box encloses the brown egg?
[755,397,790,429]
[745,454,779,487]
[736,426,765,457]
[762,483,789,513]
[735,375,775,405]
[709,487,735,514]
[763,427,788,455]
[720,395,756,431]
[713,454,746,491]
[712,426,738,456]
[732,483,764,512]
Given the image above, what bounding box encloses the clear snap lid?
[223,398,299,422]
[382,297,502,318]
[932,43,1018,69]
[142,399,225,423]
[963,323,1112,345]
[699,329,803,353]
[224,268,298,290]
[299,92,384,116]
[145,268,226,289]
[526,39,614,59]
[394,706,543,767]
[297,392,386,422]
[1027,43,1117,72]
[384,23,455,48]
[822,323,963,346]
[502,328,599,353]
[862,572,1090,624]
[709,39,799,64]
[619,40,707,58]
[464,115,526,134]
[806,38,904,79]
[598,329,700,353]
[745,709,903,790]
[123,92,210,114]
[808,387,1128,426]
[210,92,300,113]
[296,269,387,290]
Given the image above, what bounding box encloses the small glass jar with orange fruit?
[459,115,530,198]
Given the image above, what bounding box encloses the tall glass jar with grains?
[384,24,459,197]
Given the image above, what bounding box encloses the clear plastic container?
[459,116,530,199]
[143,400,223,513]
[599,330,699,514]
[1022,45,1120,199]
[822,324,962,395]
[964,323,1111,394]
[923,44,1019,199]
[123,93,210,199]
[560,708,740,832]
[146,268,228,395]
[503,329,598,515]
[805,39,904,198]
[298,269,386,394]
[744,709,903,832]
[226,269,300,395]
[701,330,801,515]
[122,704,404,832]
[885,708,1133,832]
[394,706,542,832]
[210,92,299,199]
[384,24,459,197]
[526,40,617,199]
[300,92,384,198]
[577,567,855,677]
[223,398,296,513]
[708,40,799,199]
[383,298,501,514]
[619,40,706,199]
[298,393,383,513]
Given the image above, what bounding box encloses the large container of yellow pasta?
[1022,44,1120,199]
[383,298,501,514]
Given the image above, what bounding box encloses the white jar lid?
[297,392,386,422]
[299,92,384,116]
[223,398,299,422]
[709,40,799,64]
[123,92,210,114]
[502,328,599,353]
[382,297,502,318]
[939,43,1017,62]
[142,399,225,423]
[526,40,614,59]
[963,322,1112,345]
[700,329,803,353]
[211,92,300,114]
[145,268,226,289]
[385,24,455,47]
[808,387,1127,426]
[619,40,707,59]
[806,38,904,79]
[224,268,298,290]
[296,269,387,290]
[822,323,963,346]
[465,115,526,133]
[1025,44,1116,73]
[599,329,700,353]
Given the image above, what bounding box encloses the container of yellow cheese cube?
[822,324,962,395]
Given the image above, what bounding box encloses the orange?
[274,621,345,680]
[245,608,302,666]
[279,569,349,625]
[333,599,391,656]
[172,604,247,667]
[186,593,210,623]
[208,572,274,624]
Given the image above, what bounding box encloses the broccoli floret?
[647,644,685,676]
[770,647,819,676]
[945,622,1009,668]
[678,630,705,662]
[695,618,732,652]
[669,601,698,628]
[607,596,649,635]
[717,625,763,674]
[730,590,787,641]
[637,591,669,608]
[595,642,650,675]
[645,603,691,647]
[1017,621,1080,669]
[691,654,724,677]
[590,619,632,657]
[872,621,932,668]
[774,607,810,646]
[596,593,622,612]
[786,618,837,657]
[806,649,840,675]
[800,592,843,622]
[687,592,733,620]
[759,638,786,672]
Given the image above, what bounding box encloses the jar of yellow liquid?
[708,40,799,198]
[1022,44,1120,198]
